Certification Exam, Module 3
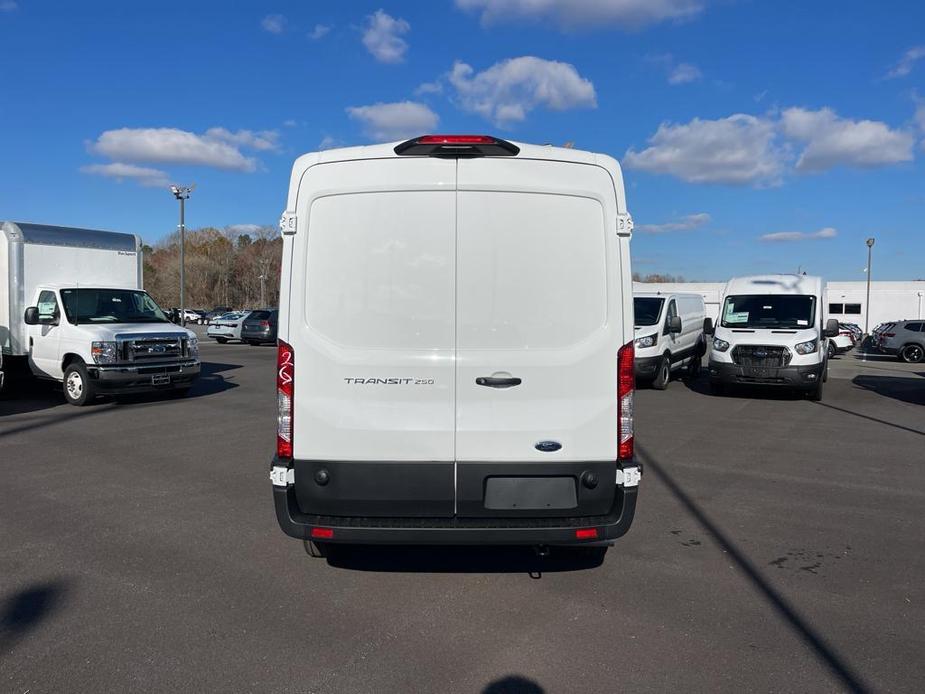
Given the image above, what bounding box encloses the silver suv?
[879,320,925,363]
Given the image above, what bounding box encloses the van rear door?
[454,158,623,516]
[290,158,457,517]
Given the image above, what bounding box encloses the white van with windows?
[270,134,641,555]
[706,274,838,400]
[633,292,707,389]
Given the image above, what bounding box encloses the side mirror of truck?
[668,316,682,334]
[824,318,839,338]
[703,318,714,336]
[24,307,39,325]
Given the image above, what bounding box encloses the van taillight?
[277,340,294,459]
[617,341,634,460]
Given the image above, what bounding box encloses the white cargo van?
[706,274,838,400]
[633,292,707,389]
[270,135,640,552]
[1,222,200,404]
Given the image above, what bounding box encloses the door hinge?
[279,211,298,235]
[270,466,295,487]
[616,213,634,236]
[616,466,641,488]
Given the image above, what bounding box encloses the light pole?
[169,185,194,326]
[258,273,267,307]
[864,237,875,338]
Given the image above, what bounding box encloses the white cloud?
[636,212,710,234]
[885,46,925,79]
[308,24,331,40]
[225,224,263,236]
[88,127,272,172]
[415,80,443,96]
[283,119,298,127]
[80,162,171,188]
[760,227,837,243]
[318,135,343,150]
[0,1,18,11]
[448,56,596,126]
[781,107,914,172]
[455,0,704,30]
[346,101,438,142]
[362,10,410,64]
[668,62,702,85]
[261,14,285,34]
[204,127,280,152]
[624,114,784,185]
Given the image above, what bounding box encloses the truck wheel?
[653,356,670,390]
[686,355,702,381]
[807,378,823,402]
[827,341,836,359]
[216,337,228,344]
[63,361,96,406]
[900,344,924,363]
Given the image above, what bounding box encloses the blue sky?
[1,0,923,280]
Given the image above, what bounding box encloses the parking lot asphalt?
[1,336,923,693]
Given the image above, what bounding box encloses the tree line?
[143,226,282,310]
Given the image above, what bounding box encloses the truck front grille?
[126,337,185,362]
[731,345,791,368]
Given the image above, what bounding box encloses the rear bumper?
[271,458,640,546]
[241,329,275,342]
[708,359,823,388]
[90,359,200,392]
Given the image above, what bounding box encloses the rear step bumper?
[271,458,639,546]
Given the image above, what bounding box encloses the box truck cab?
[633,292,707,389]
[1,222,200,405]
[270,135,640,554]
[707,274,838,400]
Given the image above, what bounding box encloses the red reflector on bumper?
[575,528,598,540]
[311,528,334,539]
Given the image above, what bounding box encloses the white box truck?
[270,134,641,554]
[1,221,200,405]
[633,292,707,389]
[706,274,839,400]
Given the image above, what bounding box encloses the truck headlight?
[634,334,658,349]
[91,341,119,365]
[795,339,817,355]
[712,337,730,352]
[187,335,199,358]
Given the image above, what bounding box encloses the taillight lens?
[259,320,270,328]
[617,341,634,460]
[277,340,294,458]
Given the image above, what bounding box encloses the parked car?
[633,292,707,389]
[707,274,839,400]
[878,320,925,363]
[241,309,278,345]
[270,133,640,556]
[206,311,250,343]
[873,322,898,350]
[178,309,201,324]
[204,307,232,325]
[827,323,856,357]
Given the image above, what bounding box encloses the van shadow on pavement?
[851,374,925,407]
[322,543,607,575]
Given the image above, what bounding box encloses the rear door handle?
[476,376,522,389]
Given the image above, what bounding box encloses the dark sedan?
[241,309,278,345]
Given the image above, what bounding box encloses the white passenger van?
[633,292,707,389]
[706,274,838,400]
[270,135,641,554]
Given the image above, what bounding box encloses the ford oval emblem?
[535,440,562,452]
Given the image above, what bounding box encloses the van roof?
[723,274,823,297]
[633,291,704,299]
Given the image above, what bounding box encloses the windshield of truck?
[721,294,815,329]
[60,289,169,324]
[634,298,665,327]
